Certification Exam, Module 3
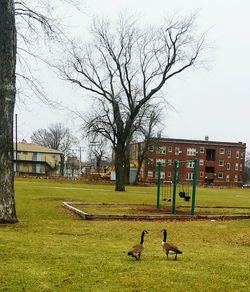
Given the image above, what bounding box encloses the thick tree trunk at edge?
[114,147,126,191]
[0,0,18,223]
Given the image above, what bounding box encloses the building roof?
[14,142,63,154]
[136,137,246,148]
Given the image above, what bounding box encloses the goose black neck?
[162,230,167,242]
[140,232,145,244]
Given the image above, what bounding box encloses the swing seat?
[179,191,186,198]
[184,195,191,201]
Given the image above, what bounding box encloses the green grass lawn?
[0,178,249,291]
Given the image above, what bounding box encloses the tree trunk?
[0,0,18,223]
[114,146,126,191]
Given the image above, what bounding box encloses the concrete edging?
[62,202,250,221]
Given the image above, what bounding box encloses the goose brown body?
[161,229,182,260]
[128,230,148,260]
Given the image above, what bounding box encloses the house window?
[168,146,172,152]
[156,146,166,154]
[241,152,244,159]
[200,147,205,153]
[227,163,230,170]
[235,163,239,171]
[156,159,166,166]
[147,171,153,177]
[219,160,224,167]
[234,175,238,182]
[220,148,225,154]
[186,161,194,168]
[218,172,223,179]
[148,145,154,152]
[200,171,204,178]
[236,151,240,159]
[175,147,180,155]
[199,159,204,166]
[187,148,197,156]
[226,175,230,182]
[167,171,172,178]
[227,150,231,158]
[167,159,172,165]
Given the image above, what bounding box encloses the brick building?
[130,137,246,186]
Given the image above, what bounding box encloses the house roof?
[14,142,63,155]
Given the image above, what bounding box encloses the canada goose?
[161,229,182,260]
[128,230,148,260]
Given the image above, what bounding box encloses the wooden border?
[62,202,250,221]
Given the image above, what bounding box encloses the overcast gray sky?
[15,0,250,153]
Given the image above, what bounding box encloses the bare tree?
[244,152,250,184]
[14,0,80,104]
[0,1,80,223]
[31,123,77,155]
[87,136,110,173]
[56,13,207,191]
[133,104,163,184]
[31,123,78,175]
[0,0,18,223]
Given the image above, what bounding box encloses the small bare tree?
[58,13,207,191]
[133,104,163,184]
[31,123,78,175]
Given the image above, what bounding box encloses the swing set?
[156,159,198,215]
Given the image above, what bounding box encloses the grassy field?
[0,178,249,291]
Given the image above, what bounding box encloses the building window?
[235,163,239,171]
[168,146,172,152]
[220,148,225,154]
[156,159,166,166]
[236,151,240,159]
[240,163,242,171]
[200,147,205,153]
[227,163,230,170]
[147,171,153,177]
[175,147,180,155]
[156,171,165,179]
[156,146,166,154]
[219,160,224,167]
[187,148,197,156]
[186,161,195,168]
[241,152,244,159]
[148,145,154,152]
[147,158,154,167]
[227,150,231,158]
[200,171,204,178]
[186,172,193,180]
[234,175,238,182]
[167,171,172,178]
[199,159,204,166]
[167,159,172,165]
[226,174,230,182]
[218,172,223,179]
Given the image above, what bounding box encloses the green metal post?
[172,160,178,214]
[157,162,161,208]
[191,158,198,215]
